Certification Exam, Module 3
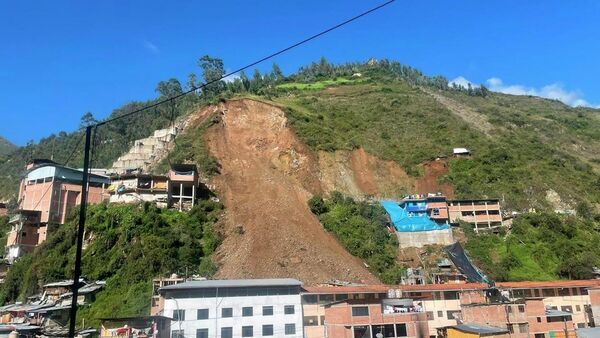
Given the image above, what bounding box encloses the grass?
[276,77,363,90]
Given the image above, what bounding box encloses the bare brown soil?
[415,159,454,198]
[205,99,378,285]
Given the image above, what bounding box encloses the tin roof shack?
[440,323,509,338]
[447,199,503,232]
[108,174,168,207]
[167,165,198,211]
[5,210,42,263]
[100,316,171,338]
[323,297,429,338]
[18,160,109,225]
[58,281,105,306]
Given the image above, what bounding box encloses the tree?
[80,112,98,128]
[271,63,284,82]
[249,69,263,93]
[239,70,250,91]
[156,78,183,98]
[198,55,225,97]
[187,73,198,91]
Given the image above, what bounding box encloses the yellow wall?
[447,328,480,338]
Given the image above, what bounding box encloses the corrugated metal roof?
[546,309,573,318]
[452,323,509,335]
[160,278,302,291]
[497,279,600,289]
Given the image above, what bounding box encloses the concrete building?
[302,280,600,338]
[447,200,503,231]
[160,279,304,338]
[100,316,171,338]
[108,174,168,207]
[168,164,199,211]
[5,210,42,263]
[17,160,110,224]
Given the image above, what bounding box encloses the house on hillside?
[448,199,503,231]
[108,173,169,207]
[5,210,42,263]
[168,164,199,211]
[453,148,471,157]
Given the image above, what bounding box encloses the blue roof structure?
[381,200,450,232]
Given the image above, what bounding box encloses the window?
[320,315,325,325]
[426,311,434,320]
[372,324,395,338]
[396,324,407,337]
[22,232,27,237]
[221,327,232,338]
[432,208,440,216]
[353,326,370,338]
[558,288,570,296]
[534,334,545,338]
[507,306,513,313]
[172,331,184,338]
[576,305,581,312]
[577,323,586,329]
[335,293,348,301]
[580,288,589,295]
[242,326,253,337]
[222,307,232,318]
[242,307,253,317]
[437,311,444,317]
[542,289,556,297]
[197,309,209,320]
[518,305,525,313]
[284,305,295,314]
[262,306,273,316]
[302,294,318,304]
[196,329,208,338]
[537,317,542,323]
[262,325,273,336]
[319,294,334,303]
[447,310,461,320]
[352,306,369,316]
[173,309,185,321]
[443,291,459,300]
[303,316,318,326]
[561,306,573,313]
[285,324,296,335]
[519,323,528,334]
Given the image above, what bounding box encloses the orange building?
[5,210,42,263]
[17,160,109,224]
[323,298,429,338]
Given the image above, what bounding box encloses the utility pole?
[68,125,92,338]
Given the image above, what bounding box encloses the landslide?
[205,99,381,284]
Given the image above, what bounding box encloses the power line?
[63,130,86,167]
[97,0,395,127]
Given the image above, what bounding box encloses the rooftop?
[452,323,509,335]
[160,278,302,291]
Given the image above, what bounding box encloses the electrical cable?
[95,0,395,128]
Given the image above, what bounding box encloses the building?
[447,199,503,231]
[159,279,304,338]
[440,323,509,338]
[100,316,171,338]
[323,297,429,338]
[17,160,110,224]
[168,164,199,211]
[108,174,168,207]
[5,210,42,263]
[302,280,600,338]
[453,148,471,157]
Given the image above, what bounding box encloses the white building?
[160,279,304,338]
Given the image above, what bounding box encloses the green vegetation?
[276,77,361,90]
[0,201,222,325]
[0,136,16,157]
[308,192,403,284]
[0,216,10,249]
[462,212,600,281]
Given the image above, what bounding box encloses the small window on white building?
[285,324,296,335]
[173,309,185,321]
[284,305,295,314]
[222,307,232,318]
[242,307,253,317]
[352,306,369,317]
[197,309,208,320]
[196,328,208,338]
[242,326,253,337]
[221,327,232,338]
[262,306,273,316]
[262,325,273,336]
[172,330,184,338]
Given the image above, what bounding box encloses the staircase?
[109,127,178,174]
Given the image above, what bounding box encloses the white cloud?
[448,76,476,89]
[142,40,159,54]
[223,73,240,83]
[449,75,598,108]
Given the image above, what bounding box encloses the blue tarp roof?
[381,200,450,232]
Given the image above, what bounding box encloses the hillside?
[3,58,600,318]
[0,136,16,157]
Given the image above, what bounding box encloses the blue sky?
[1,1,599,145]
